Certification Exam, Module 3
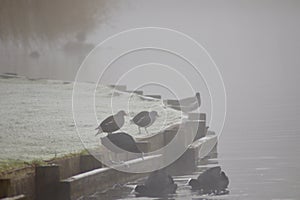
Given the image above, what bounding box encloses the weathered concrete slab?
[126,90,143,95]
[48,156,81,179]
[79,154,102,173]
[135,141,150,153]
[0,109,215,200]
[165,134,218,175]
[58,155,162,200]
[188,112,206,121]
[0,194,27,200]
[145,95,161,99]
[0,167,35,200]
[0,179,11,198]
[163,99,179,105]
[35,165,60,200]
[108,85,127,91]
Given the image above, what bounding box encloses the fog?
[1,1,300,199]
[0,0,299,129]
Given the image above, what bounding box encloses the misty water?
[81,121,300,200]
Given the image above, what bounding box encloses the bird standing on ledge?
[131,111,159,134]
[95,110,127,135]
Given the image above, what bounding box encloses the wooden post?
[0,179,11,198]
[35,165,60,200]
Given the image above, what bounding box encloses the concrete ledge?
[0,179,11,198]
[0,110,213,200]
[188,112,206,121]
[0,195,27,200]
[194,135,218,159]
[163,99,179,106]
[108,85,127,91]
[139,95,161,101]
[48,156,80,179]
[137,132,166,152]
[135,141,150,153]
[166,134,218,174]
[58,155,162,200]
[79,154,102,173]
[35,165,60,200]
[126,90,143,95]
[0,167,35,200]
[0,195,26,200]
[144,95,161,99]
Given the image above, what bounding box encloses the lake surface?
[82,106,300,200]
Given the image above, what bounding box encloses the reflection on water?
[82,149,232,200]
[82,122,300,200]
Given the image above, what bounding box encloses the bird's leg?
[108,152,115,164]
[141,152,145,160]
[145,127,149,134]
[125,152,129,161]
[117,153,121,163]
[138,127,141,134]
[117,154,125,164]
[109,153,122,165]
[116,154,129,168]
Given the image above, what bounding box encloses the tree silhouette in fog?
[0,0,111,45]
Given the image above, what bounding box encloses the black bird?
[163,92,201,113]
[135,170,177,197]
[131,111,159,134]
[188,166,229,195]
[95,110,127,135]
[100,132,143,163]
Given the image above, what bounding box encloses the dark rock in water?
[189,166,229,195]
[135,170,177,197]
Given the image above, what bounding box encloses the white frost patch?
[0,77,181,162]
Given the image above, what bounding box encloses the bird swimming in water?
[99,132,143,164]
[163,92,201,113]
[95,110,127,135]
[188,166,229,195]
[131,111,159,134]
[135,170,177,197]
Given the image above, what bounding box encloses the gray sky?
[91,0,300,121]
